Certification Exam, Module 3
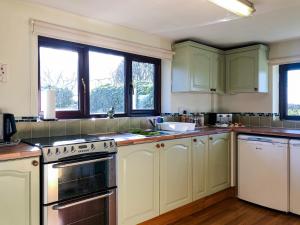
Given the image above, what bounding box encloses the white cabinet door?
[192,136,209,201]
[118,143,159,225]
[288,140,300,214]
[160,138,192,213]
[208,133,230,195]
[0,157,39,225]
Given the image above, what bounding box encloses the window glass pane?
[40,47,79,111]
[89,51,125,114]
[287,69,300,116]
[132,61,155,110]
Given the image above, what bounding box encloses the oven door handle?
[52,190,114,210]
[52,156,113,168]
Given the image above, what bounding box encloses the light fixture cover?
[209,0,255,17]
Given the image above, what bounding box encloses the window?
[38,37,161,118]
[279,63,300,120]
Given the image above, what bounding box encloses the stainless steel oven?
[43,153,116,204]
[43,152,117,225]
[44,189,116,225]
[23,135,118,225]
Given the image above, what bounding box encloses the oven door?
[44,153,116,204]
[44,189,116,225]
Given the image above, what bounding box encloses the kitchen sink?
[129,129,179,137]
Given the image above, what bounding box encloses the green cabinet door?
[189,46,212,92]
[226,50,258,93]
[172,41,225,93]
[226,44,269,93]
[118,143,159,225]
[0,157,39,225]
[211,53,225,94]
[192,136,209,201]
[208,133,230,195]
[160,138,192,214]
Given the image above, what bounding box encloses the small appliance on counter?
[206,113,233,128]
[0,113,17,144]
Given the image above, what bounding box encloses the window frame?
[279,63,300,120]
[38,36,161,119]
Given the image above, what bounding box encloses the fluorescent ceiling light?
[208,0,255,17]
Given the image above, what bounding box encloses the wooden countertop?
[0,143,41,161]
[96,128,231,147]
[233,127,300,138]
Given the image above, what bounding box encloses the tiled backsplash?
[232,114,300,129]
[14,117,155,140]
[14,113,300,140]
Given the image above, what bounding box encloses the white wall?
[0,0,168,116]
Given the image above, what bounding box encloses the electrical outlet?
[0,63,7,83]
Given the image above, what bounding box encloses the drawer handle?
[161,143,165,148]
[32,160,39,167]
[193,139,197,143]
[209,137,213,140]
[156,144,160,149]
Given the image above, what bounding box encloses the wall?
[0,0,172,116]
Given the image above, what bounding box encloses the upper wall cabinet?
[172,41,225,94]
[226,44,269,93]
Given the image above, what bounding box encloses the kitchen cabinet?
[226,44,269,93]
[192,135,209,201]
[159,138,192,213]
[208,133,231,194]
[0,157,39,225]
[118,143,159,225]
[172,41,225,94]
[211,53,225,94]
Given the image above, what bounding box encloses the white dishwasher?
[290,139,300,215]
[238,135,289,211]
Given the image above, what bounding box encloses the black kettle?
[1,113,17,143]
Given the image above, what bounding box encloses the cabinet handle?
[193,139,197,143]
[209,137,213,141]
[32,160,39,167]
[156,144,160,149]
[161,143,165,148]
[254,88,258,91]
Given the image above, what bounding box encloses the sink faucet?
[149,119,157,130]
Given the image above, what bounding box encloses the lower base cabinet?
[208,133,231,194]
[118,143,159,225]
[0,157,39,225]
[192,133,230,201]
[118,134,230,225]
[159,138,192,213]
[192,136,209,201]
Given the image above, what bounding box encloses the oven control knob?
[104,142,108,148]
[71,146,76,153]
[47,149,52,156]
[91,144,95,150]
[55,148,60,155]
[63,147,68,154]
[110,142,114,147]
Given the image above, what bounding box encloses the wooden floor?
[170,198,300,225]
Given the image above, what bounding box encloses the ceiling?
[23,0,300,48]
